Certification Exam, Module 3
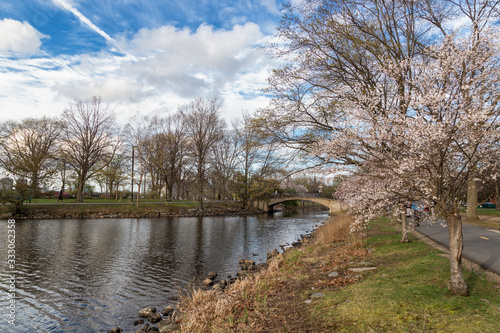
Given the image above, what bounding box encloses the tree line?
[0,96,332,210]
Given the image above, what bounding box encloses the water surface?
[0,209,328,332]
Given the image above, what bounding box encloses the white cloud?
[50,22,271,104]
[116,22,268,96]
[0,19,48,55]
[124,22,263,60]
[259,0,280,15]
[0,21,275,125]
[289,0,303,6]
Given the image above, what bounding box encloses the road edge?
[410,229,500,284]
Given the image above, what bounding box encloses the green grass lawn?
[309,218,500,332]
[477,207,500,217]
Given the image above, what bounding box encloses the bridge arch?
[252,197,342,215]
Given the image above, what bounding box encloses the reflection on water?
[0,209,327,332]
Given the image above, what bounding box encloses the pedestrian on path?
[406,205,412,218]
[56,190,64,203]
[412,201,422,226]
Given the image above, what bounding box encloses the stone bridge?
[252,197,343,215]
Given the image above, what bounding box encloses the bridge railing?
[273,193,330,199]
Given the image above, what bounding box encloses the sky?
[0,0,294,124]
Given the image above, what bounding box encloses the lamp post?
[130,146,135,202]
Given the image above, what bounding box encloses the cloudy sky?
[0,0,292,124]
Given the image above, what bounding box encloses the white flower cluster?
[315,28,500,227]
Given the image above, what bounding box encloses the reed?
[178,259,281,332]
[314,214,362,246]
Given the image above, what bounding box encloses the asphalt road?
[416,219,500,275]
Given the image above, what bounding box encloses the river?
[0,209,328,332]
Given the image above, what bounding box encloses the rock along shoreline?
[106,229,316,333]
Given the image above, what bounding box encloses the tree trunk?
[242,172,249,209]
[198,184,204,210]
[164,176,170,200]
[447,212,468,296]
[167,184,174,201]
[61,163,66,192]
[401,207,409,243]
[150,173,157,197]
[175,174,182,200]
[466,179,479,222]
[390,206,399,225]
[496,181,499,212]
[136,172,142,207]
[76,177,85,202]
[31,173,39,198]
[198,172,204,210]
[221,182,226,201]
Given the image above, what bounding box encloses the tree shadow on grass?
[464,269,486,294]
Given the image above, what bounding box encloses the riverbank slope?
[173,215,500,332]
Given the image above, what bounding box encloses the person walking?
[411,201,421,226]
[406,205,412,219]
[56,189,64,203]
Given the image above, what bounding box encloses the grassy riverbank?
[175,215,500,332]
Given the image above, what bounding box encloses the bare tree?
[95,153,128,199]
[210,128,239,201]
[0,117,62,195]
[141,117,164,197]
[257,0,432,169]
[123,112,149,206]
[232,112,288,206]
[233,114,265,207]
[140,114,188,200]
[180,97,225,210]
[177,162,196,200]
[159,114,188,201]
[60,97,121,202]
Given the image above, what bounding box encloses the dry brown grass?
[314,214,363,246]
[176,214,365,332]
[178,259,282,332]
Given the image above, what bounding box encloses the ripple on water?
[0,211,328,332]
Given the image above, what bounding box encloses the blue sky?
[0,0,292,123]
